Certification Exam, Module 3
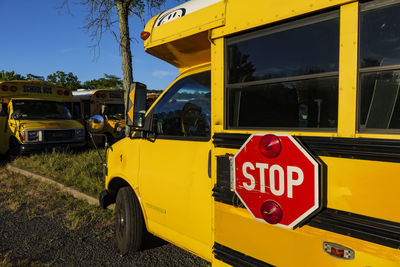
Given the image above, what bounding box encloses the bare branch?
[57,0,72,15]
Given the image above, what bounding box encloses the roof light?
[64,90,70,96]
[2,85,8,91]
[57,90,63,95]
[259,134,281,158]
[101,93,106,98]
[140,31,150,40]
[95,92,101,98]
[10,86,17,92]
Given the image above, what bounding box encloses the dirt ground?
[0,159,208,267]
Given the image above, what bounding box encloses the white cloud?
[152,70,174,79]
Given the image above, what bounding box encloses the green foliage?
[82,73,123,89]
[14,149,104,197]
[0,70,26,81]
[46,70,82,90]
[148,89,163,94]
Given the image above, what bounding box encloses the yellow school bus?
[0,80,86,157]
[66,88,126,144]
[99,0,400,266]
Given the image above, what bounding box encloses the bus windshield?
[104,103,125,119]
[12,100,72,120]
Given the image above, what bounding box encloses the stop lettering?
[232,133,320,229]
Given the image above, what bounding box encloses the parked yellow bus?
[66,88,126,144]
[0,80,85,157]
[99,0,400,266]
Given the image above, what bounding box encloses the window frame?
[147,70,212,142]
[224,10,340,131]
[357,0,400,134]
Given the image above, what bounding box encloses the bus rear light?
[141,31,150,40]
[2,85,8,91]
[323,242,354,260]
[57,90,63,95]
[64,90,69,96]
[260,200,282,224]
[10,86,17,92]
[259,134,281,158]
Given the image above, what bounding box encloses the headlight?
[75,128,85,137]
[22,130,43,142]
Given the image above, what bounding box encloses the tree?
[82,73,123,89]
[47,71,82,90]
[0,70,26,81]
[62,0,169,114]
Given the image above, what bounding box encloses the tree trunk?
[115,0,133,127]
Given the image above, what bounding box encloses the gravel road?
[0,161,208,267]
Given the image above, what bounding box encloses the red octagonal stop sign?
[232,133,320,229]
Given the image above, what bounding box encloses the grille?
[44,130,75,142]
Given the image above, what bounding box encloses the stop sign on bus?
[232,133,320,229]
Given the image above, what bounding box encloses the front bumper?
[20,141,87,153]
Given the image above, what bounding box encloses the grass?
[13,149,104,197]
[0,170,114,266]
[0,170,114,232]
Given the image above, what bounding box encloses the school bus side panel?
[211,1,400,266]
[212,0,356,38]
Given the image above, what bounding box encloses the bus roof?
[143,0,353,71]
[0,80,72,101]
[72,88,124,102]
[143,0,224,71]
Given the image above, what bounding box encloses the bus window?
[226,13,339,130]
[71,102,81,120]
[151,71,211,138]
[359,1,400,130]
[103,103,125,119]
[83,100,90,119]
[12,100,72,120]
[0,103,7,116]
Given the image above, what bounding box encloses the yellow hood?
[18,119,84,131]
[107,119,126,128]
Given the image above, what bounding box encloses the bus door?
[138,71,213,260]
[0,102,9,154]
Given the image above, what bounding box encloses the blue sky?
[0,0,180,90]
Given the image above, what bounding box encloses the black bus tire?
[115,186,145,255]
[9,138,21,159]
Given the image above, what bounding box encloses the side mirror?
[126,82,147,128]
[10,113,21,120]
[87,115,104,133]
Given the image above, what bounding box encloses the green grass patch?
[0,170,114,232]
[13,149,104,197]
